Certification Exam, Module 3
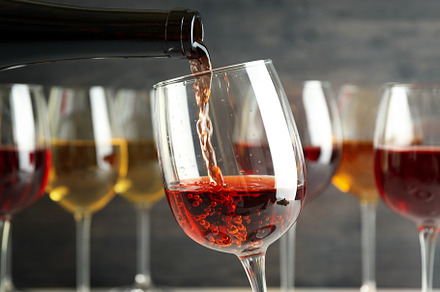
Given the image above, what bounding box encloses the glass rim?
[0,83,43,89]
[49,85,113,90]
[153,59,273,88]
[383,82,440,89]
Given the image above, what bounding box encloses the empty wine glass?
[110,89,165,292]
[374,83,440,292]
[152,59,306,292]
[46,86,126,292]
[280,81,342,292]
[0,84,51,292]
[332,84,380,292]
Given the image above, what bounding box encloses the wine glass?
[332,84,380,292]
[46,86,126,292]
[0,84,51,292]
[152,59,306,292]
[374,83,440,292]
[110,89,165,292]
[280,80,342,292]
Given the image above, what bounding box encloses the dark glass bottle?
[0,0,204,70]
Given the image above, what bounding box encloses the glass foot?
[360,281,376,292]
[4,282,21,292]
[108,284,168,292]
[5,287,22,292]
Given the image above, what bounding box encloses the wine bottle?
[0,0,204,70]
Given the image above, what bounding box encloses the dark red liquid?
[374,146,440,228]
[0,147,51,220]
[304,146,322,162]
[165,176,304,255]
[304,145,340,202]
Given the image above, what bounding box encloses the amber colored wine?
[165,176,304,255]
[47,139,125,215]
[332,140,379,203]
[0,147,51,220]
[375,146,440,227]
[116,139,164,207]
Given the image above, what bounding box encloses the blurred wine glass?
[332,84,380,292]
[46,86,126,292]
[280,81,341,292]
[0,84,51,292]
[153,59,306,292]
[110,89,164,292]
[374,83,440,292]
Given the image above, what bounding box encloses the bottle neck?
[0,0,204,70]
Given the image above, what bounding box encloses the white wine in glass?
[332,84,380,292]
[46,86,127,292]
[111,89,165,292]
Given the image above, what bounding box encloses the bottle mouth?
[192,15,204,44]
[166,9,204,59]
[186,11,205,59]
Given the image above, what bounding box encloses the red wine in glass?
[374,146,440,227]
[303,145,340,201]
[154,59,305,292]
[280,81,341,292]
[373,83,440,292]
[0,84,51,292]
[165,175,305,254]
[0,147,51,219]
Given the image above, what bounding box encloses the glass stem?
[239,251,267,292]
[75,213,92,292]
[135,203,152,289]
[0,220,11,292]
[280,224,296,292]
[419,226,438,292]
[4,222,13,292]
[360,201,377,292]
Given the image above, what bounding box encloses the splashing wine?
[189,41,224,185]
